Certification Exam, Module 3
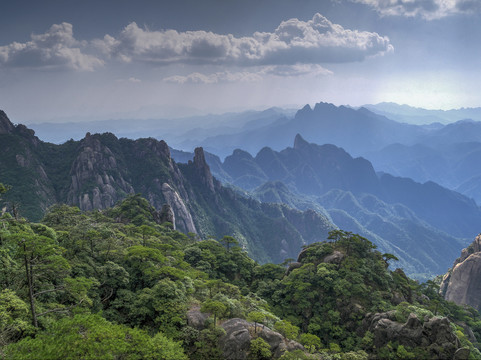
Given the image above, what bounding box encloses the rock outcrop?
[192,147,217,193]
[161,183,196,234]
[362,311,462,359]
[67,133,134,211]
[0,110,15,134]
[219,318,305,359]
[441,234,481,311]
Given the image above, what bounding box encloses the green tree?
[201,299,227,326]
[247,311,265,333]
[0,289,33,347]
[299,333,321,353]
[249,337,272,360]
[220,236,239,252]
[274,320,299,340]
[4,313,187,360]
[8,227,70,327]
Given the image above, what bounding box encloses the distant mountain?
[366,140,481,204]
[193,102,429,158]
[363,102,481,125]
[0,111,333,264]
[27,107,295,145]
[173,135,480,279]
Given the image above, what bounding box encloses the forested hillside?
[0,188,480,359]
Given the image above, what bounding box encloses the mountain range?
[172,134,481,279]
[3,102,481,280]
[0,110,333,265]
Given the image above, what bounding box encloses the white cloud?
[99,13,393,66]
[163,64,332,84]
[163,71,263,84]
[0,23,103,71]
[261,64,333,77]
[353,0,481,19]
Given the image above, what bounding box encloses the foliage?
[248,337,272,360]
[4,313,187,360]
[274,320,299,340]
[1,197,480,359]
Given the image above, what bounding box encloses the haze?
[1,0,481,123]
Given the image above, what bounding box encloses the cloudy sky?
[1,0,481,122]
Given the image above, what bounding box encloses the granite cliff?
[441,234,481,311]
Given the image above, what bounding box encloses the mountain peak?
[293,134,309,150]
[0,110,15,134]
[193,147,215,192]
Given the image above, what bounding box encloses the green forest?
[1,184,481,359]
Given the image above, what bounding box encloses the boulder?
[219,318,305,359]
[186,306,210,330]
[363,312,462,359]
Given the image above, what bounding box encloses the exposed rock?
[67,134,134,211]
[219,318,305,360]
[0,110,15,134]
[363,312,461,359]
[293,133,309,150]
[441,234,481,311]
[285,262,302,275]
[454,347,471,360]
[186,306,210,330]
[159,204,175,229]
[392,291,407,305]
[323,250,345,264]
[193,147,216,193]
[161,183,196,234]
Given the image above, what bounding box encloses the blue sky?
[1,0,481,122]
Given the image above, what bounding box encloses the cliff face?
[441,234,481,311]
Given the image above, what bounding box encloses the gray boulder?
[219,318,305,359]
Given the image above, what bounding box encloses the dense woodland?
[1,183,481,359]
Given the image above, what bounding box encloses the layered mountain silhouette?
[172,134,480,279]
[0,111,333,264]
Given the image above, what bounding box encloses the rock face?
[441,234,481,310]
[362,312,462,359]
[161,183,196,233]
[67,133,134,211]
[159,204,175,228]
[219,318,305,359]
[0,111,15,134]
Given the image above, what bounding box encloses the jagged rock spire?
[0,110,15,134]
[193,147,215,193]
[293,134,309,150]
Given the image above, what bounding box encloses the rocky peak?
[0,110,15,134]
[67,133,133,211]
[440,234,481,311]
[193,147,215,193]
[293,134,309,150]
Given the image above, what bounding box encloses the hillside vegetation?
[0,188,480,359]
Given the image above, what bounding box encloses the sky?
[1,0,481,123]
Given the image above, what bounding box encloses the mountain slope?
[0,111,335,264]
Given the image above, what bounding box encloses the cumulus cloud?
[98,13,393,66]
[353,0,481,19]
[0,23,103,71]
